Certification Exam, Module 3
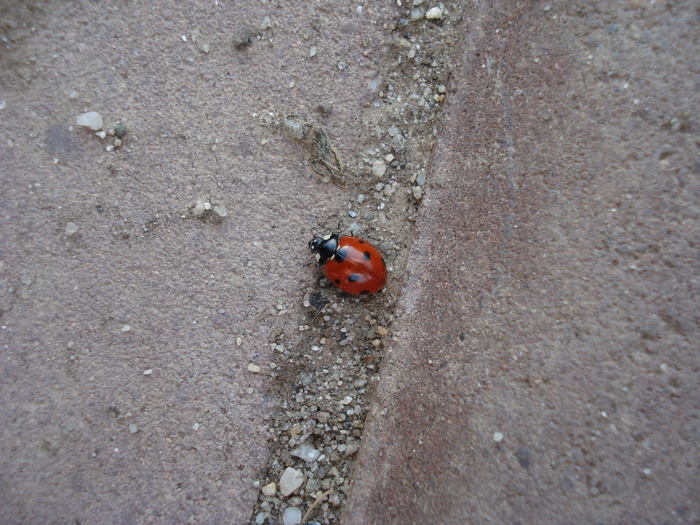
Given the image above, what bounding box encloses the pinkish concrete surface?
[0,1,402,523]
[1,0,698,523]
[344,0,699,523]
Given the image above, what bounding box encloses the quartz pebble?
[291,444,321,463]
[279,467,304,496]
[65,222,79,236]
[426,6,443,19]
[76,111,103,130]
[371,160,387,178]
[247,363,261,373]
[262,482,277,496]
[282,507,302,525]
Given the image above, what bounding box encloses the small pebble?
[410,8,424,21]
[493,432,504,443]
[348,210,357,218]
[193,201,208,217]
[309,46,318,58]
[412,186,423,200]
[247,363,261,373]
[213,205,228,217]
[65,222,79,236]
[129,424,138,434]
[426,6,443,19]
[291,444,321,463]
[113,124,126,138]
[371,160,387,178]
[114,138,123,148]
[262,482,277,496]
[143,369,153,376]
[282,507,302,525]
[122,324,131,332]
[279,467,305,496]
[234,28,256,48]
[77,111,103,131]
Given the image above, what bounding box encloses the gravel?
[251,2,461,522]
[76,111,103,130]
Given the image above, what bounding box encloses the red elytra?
[309,233,387,295]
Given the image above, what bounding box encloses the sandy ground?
[1,1,698,524]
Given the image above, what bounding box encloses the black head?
[309,233,339,265]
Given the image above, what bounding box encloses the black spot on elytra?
[335,249,348,264]
[334,279,341,284]
[363,251,371,260]
[358,239,365,244]
[348,274,361,282]
[360,290,371,295]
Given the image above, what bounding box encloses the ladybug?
[309,232,387,295]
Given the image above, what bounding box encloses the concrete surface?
[0,1,403,523]
[1,0,697,524]
[345,0,699,523]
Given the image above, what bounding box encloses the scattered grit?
[250,3,466,524]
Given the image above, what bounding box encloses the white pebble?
[121,324,131,332]
[129,424,138,434]
[96,130,107,139]
[371,160,387,178]
[76,111,104,131]
[213,205,227,217]
[192,201,207,217]
[65,222,79,236]
[279,467,304,496]
[426,6,443,19]
[143,369,153,376]
[261,482,277,496]
[282,507,302,525]
[309,46,317,58]
[247,363,261,373]
[291,444,321,463]
[493,432,504,443]
[412,186,423,200]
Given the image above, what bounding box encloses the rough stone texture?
[0,1,398,523]
[1,0,698,523]
[344,1,699,523]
